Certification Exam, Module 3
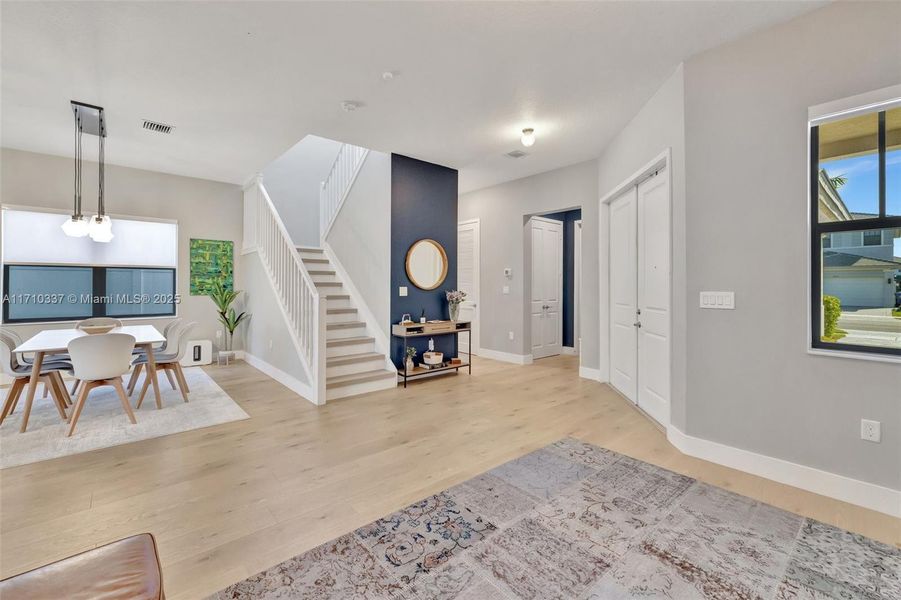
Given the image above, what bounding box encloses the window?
[2,265,176,323]
[811,105,901,358]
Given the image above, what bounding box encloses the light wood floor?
[0,355,897,598]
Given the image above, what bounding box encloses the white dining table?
[13,325,166,433]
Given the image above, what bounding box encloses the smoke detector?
[341,101,361,112]
[505,150,528,159]
[142,119,174,134]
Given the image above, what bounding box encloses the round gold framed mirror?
[405,238,448,290]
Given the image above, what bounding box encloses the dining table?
[13,325,166,433]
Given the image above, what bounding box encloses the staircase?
[297,247,396,400]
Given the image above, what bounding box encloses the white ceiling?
[1,1,825,193]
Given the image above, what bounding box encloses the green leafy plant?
[209,279,249,349]
[405,346,418,360]
[822,295,845,342]
[828,174,847,189]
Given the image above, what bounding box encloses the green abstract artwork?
[190,238,233,295]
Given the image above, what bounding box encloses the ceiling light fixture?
[521,128,536,147]
[63,101,113,242]
[341,101,360,112]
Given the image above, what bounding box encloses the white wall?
[682,1,901,490]
[0,148,244,349]
[324,150,392,338]
[261,135,342,247]
[459,160,598,363]
[596,64,687,429]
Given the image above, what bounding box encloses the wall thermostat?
[503,267,513,279]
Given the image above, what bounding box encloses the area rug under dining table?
[209,437,899,600]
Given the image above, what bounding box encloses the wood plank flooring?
[0,355,898,599]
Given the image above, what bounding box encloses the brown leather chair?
[0,533,164,599]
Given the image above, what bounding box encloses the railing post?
[314,294,327,405]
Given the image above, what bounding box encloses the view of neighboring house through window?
[812,105,901,357]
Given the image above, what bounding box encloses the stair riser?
[326,325,368,340]
[310,273,339,284]
[326,358,386,378]
[325,297,354,310]
[315,283,345,294]
[297,249,325,261]
[326,312,358,324]
[327,376,396,401]
[327,341,375,358]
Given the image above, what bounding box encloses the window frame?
[2,263,177,324]
[810,107,901,358]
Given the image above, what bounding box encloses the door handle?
[633,321,642,328]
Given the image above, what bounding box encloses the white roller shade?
[2,209,177,267]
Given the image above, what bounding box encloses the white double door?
[609,168,670,426]
[529,216,563,359]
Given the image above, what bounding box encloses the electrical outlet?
[508,331,514,341]
[399,286,408,297]
[860,419,881,443]
[502,285,510,295]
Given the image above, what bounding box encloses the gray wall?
[262,136,342,247]
[683,1,901,490]
[325,150,392,338]
[596,64,687,429]
[240,251,309,386]
[0,148,244,350]
[459,160,598,364]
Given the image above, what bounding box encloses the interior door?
[609,188,638,403]
[637,169,670,425]
[529,216,563,359]
[574,219,582,354]
[457,219,480,355]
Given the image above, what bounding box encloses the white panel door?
[637,169,670,426]
[609,188,638,403]
[529,216,563,359]
[457,220,480,355]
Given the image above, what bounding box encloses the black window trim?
[2,264,177,324]
[810,108,901,358]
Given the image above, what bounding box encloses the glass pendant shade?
[61,215,90,237]
[88,214,114,242]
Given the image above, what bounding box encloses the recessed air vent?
[505,150,528,159]
[142,119,174,134]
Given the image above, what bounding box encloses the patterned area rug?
[208,438,900,599]
[0,367,249,469]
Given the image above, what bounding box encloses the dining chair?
[65,333,137,437]
[75,317,123,330]
[135,322,196,408]
[0,334,72,432]
[127,318,182,394]
[0,328,71,400]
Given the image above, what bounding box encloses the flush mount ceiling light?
[63,101,113,242]
[521,128,536,147]
[341,101,361,112]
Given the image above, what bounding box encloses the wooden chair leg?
[126,364,143,396]
[67,382,93,437]
[164,368,177,390]
[43,375,68,421]
[70,378,80,395]
[0,379,26,425]
[135,371,152,409]
[51,372,71,407]
[42,383,49,398]
[112,378,137,425]
[175,363,190,394]
[170,364,189,403]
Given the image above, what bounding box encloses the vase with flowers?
[446,289,467,322]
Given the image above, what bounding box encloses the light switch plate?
[399,286,408,297]
[502,285,510,295]
[700,291,735,309]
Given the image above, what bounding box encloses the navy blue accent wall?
[542,209,581,348]
[390,154,458,367]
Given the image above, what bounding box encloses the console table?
[392,321,471,387]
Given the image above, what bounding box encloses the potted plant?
[209,279,250,351]
[446,289,467,322]
[404,346,417,373]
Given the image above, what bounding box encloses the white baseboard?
[667,425,901,518]
[242,352,318,406]
[578,366,603,381]
[478,348,533,365]
[562,346,577,355]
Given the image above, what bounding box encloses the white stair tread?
[327,369,396,388]
[328,352,384,366]
[327,336,374,347]
[327,321,366,330]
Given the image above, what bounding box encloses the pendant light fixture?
[63,101,113,242]
[520,127,536,147]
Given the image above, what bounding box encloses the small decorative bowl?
[81,325,116,335]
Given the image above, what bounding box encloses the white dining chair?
[0,333,72,432]
[65,333,137,437]
[126,318,182,394]
[135,322,196,407]
[74,317,123,330]
[0,327,72,400]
